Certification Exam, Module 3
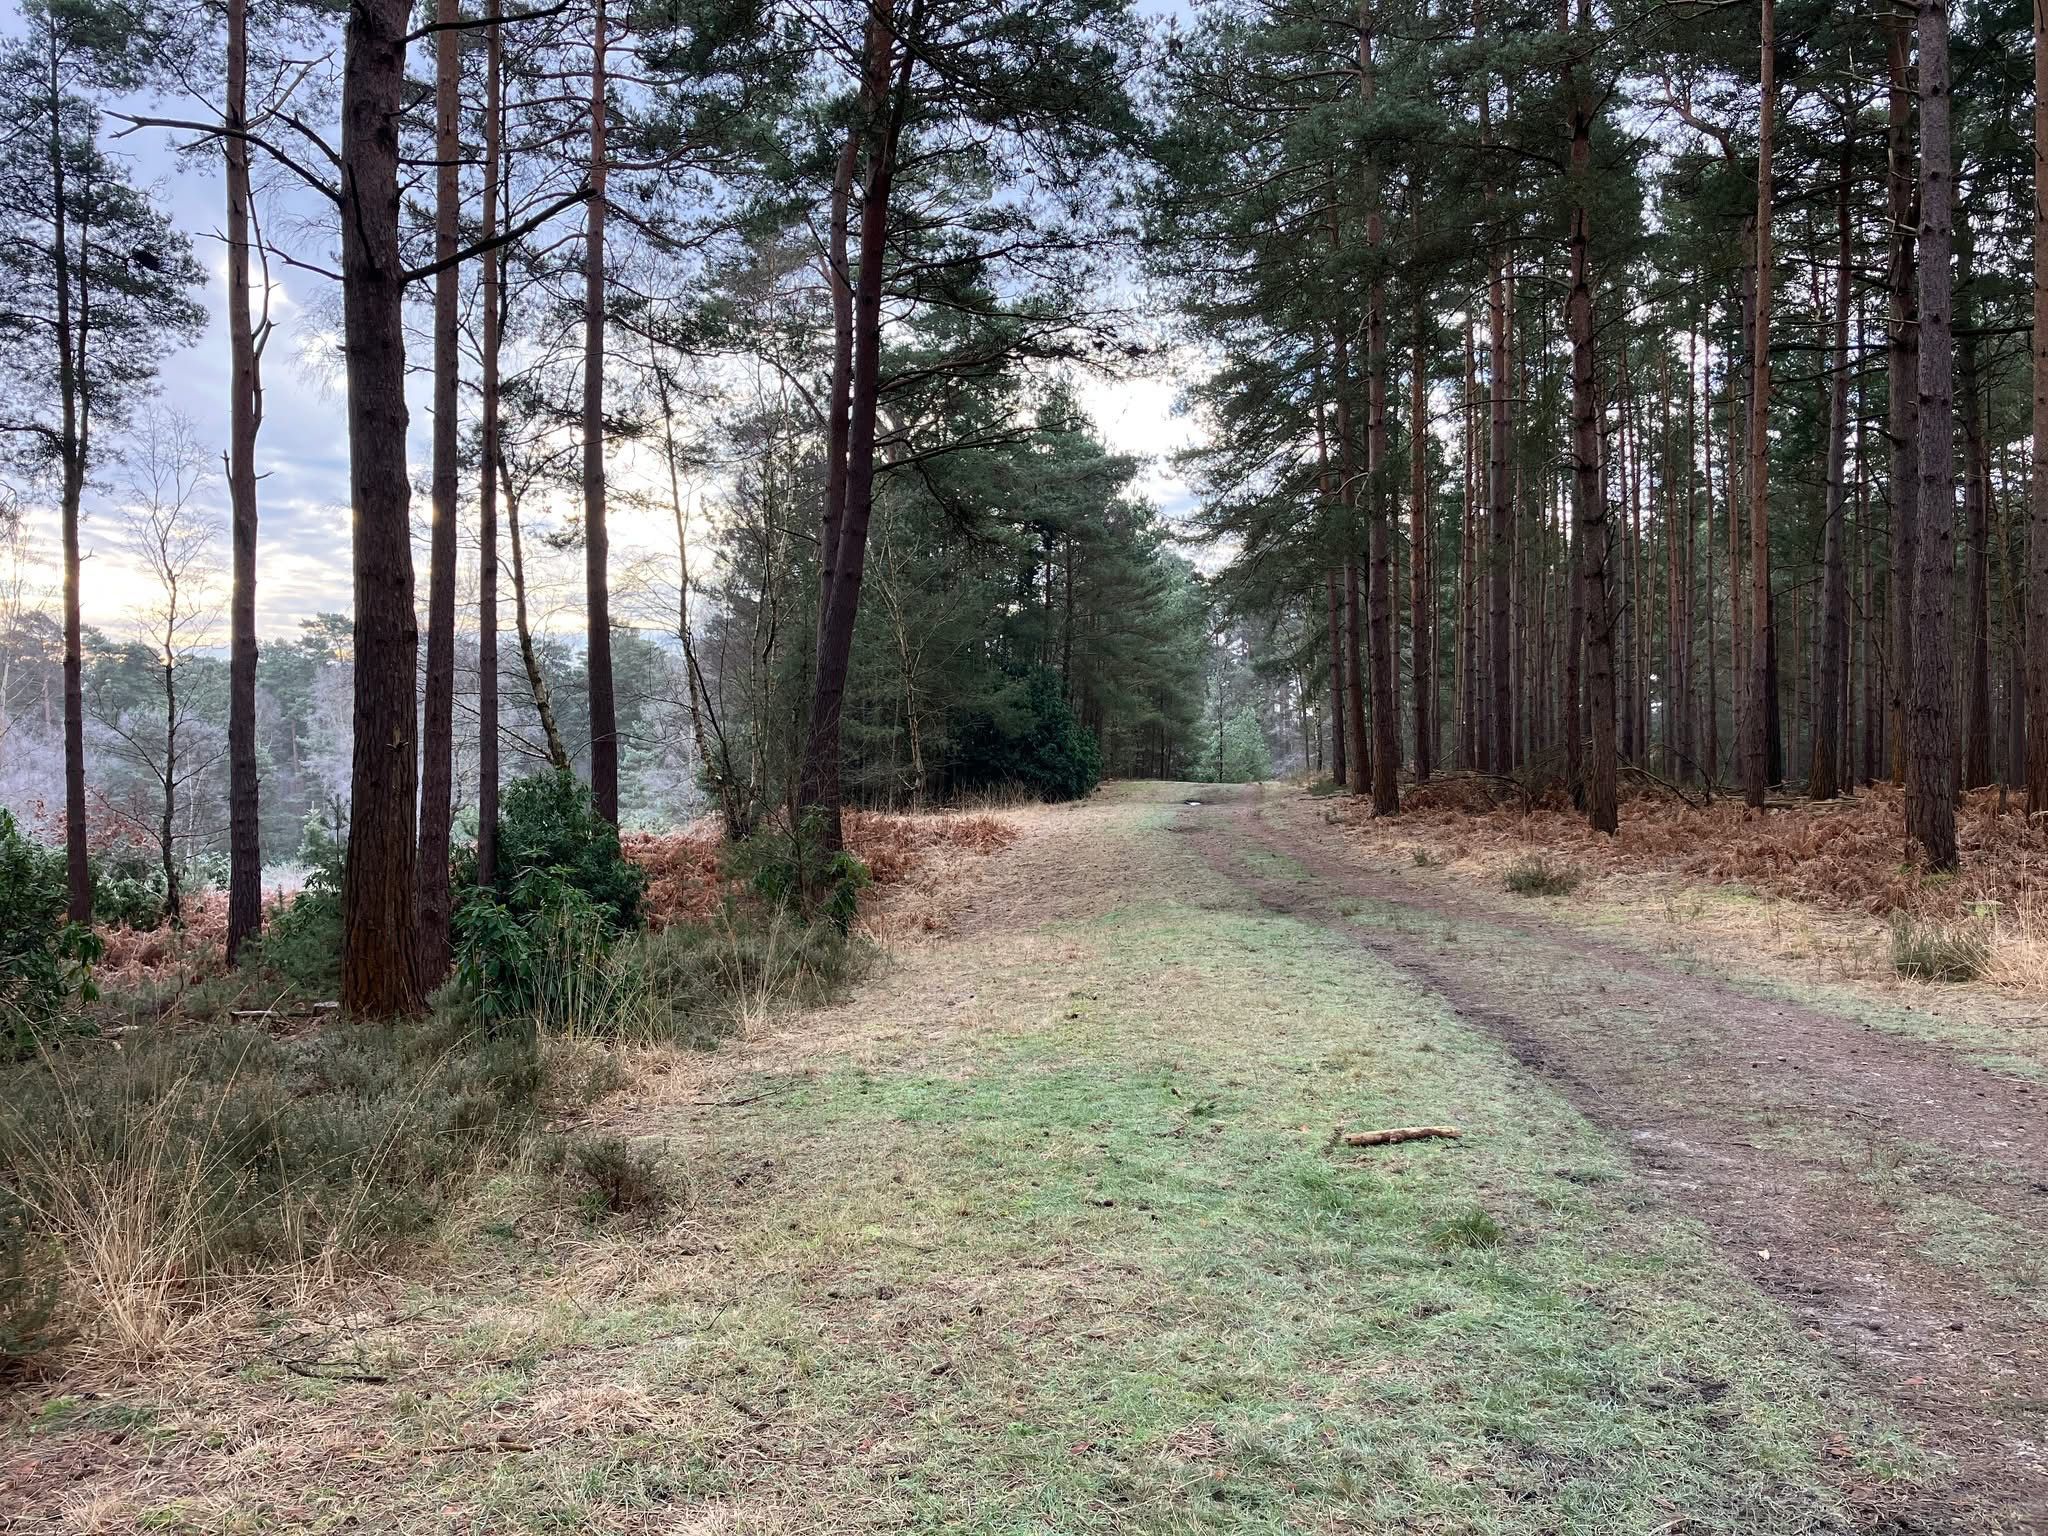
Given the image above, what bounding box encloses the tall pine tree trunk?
[1362,7,1396,815]
[1743,0,1775,809]
[2032,0,2048,814]
[45,31,89,924]
[583,0,618,823]
[1564,0,1612,831]
[505,472,569,772]
[1960,321,1993,791]
[416,0,460,983]
[1477,0,1511,774]
[224,0,263,960]
[1958,200,1992,792]
[1811,135,1852,801]
[1910,0,1959,869]
[476,0,503,886]
[339,0,424,1017]
[1887,14,1920,788]
[1410,293,1431,783]
[1318,390,1347,788]
[802,0,917,848]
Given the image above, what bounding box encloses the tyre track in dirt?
[1178,785,2048,1535]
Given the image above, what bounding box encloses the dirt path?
[1181,783,2048,1533]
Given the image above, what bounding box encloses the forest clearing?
[4,782,2043,1534]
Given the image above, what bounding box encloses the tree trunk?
[415,0,460,984]
[1910,0,1958,869]
[224,0,263,960]
[339,0,425,1017]
[160,643,179,921]
[1565,9,1613,833]
[1326,566,1347,787]
[1410,295,1430,783]
[1703,335,1720,783]
[1486,242,1512,774]
[1887,13,1920,789]
[1617,346,1636,765]
[1958,206,1993,793]
[800,0,917,849]
[1346,556,1369,794]
[1810,135,1852,801]
[1960,326,1993,791]
[503,471,570,772]
[1461,321,1479,768]
[2032,0,2048,814]
[583,0,618,824]
[476,0,502,887]
[47,32,89,925]
[1362,11,1397,816]
[1743,0,1775,810]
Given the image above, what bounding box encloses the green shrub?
[727,809,871,936]
[1888,913,1987,983]
[569,1135,668,1217]
[951,665,1102,803]
[0,810,102,1057]
[450,771,650,1030]
[242,819,345,996]
[1503,855,1580,898]
[90,851,168,931]
[454,876,616,1031]
[486,768,645,932]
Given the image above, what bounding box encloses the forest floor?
[5,781,2045,1534]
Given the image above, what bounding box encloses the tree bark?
[339,0,425,1016]
[1361,7,1396,816]
[800,0,918,849]
[583,0,618,824]
[224,0,263,960]
[1910,0,1958,869]
[46,29,89,924]
[1346,556,1369,794]
[1810,133,1852,801]
[1564,0,1613,832]
[1319,389,1347,788]
[415,0,460,984]
[2032,0,2048,814]
[1743,0,1775,810]
[1703,335,1720,784]
[503,469,570,773]
[1960,329,1993,791]
[1410,294,1430,783]
[1887,13,1920,789]
[160,628,179,921]
[476,0,503,887]
[1486,240,1512,775]
[1958,207,1993,792]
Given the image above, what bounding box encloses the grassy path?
[12,782,2035,1533]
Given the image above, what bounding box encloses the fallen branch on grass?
[1621,764,1711,811]
[280,1358,389,1385]
[230,1001,339,1020]
[1338,1125,1463,1148]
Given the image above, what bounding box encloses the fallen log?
[1339,1125,1463,1148]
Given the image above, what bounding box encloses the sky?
[21,60,1206,644]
